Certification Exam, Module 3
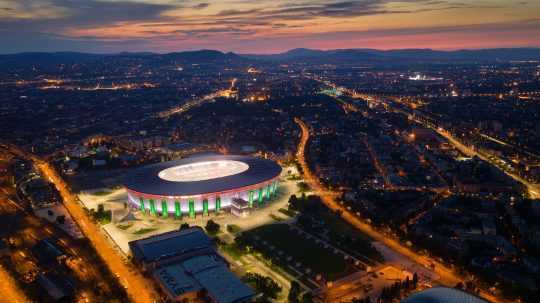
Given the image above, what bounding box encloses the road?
[432,127,540,199]
[157,88,232,118]
[3,145,160,303]
[0,264,29,303]
[293,118,506,303]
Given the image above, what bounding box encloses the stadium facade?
[124,155,282,218]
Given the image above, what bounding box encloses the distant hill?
[242,48,540,64]
[0,50,245,69]
[1,48,539,70]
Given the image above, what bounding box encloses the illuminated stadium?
[124,155,282,218]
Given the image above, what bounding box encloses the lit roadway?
[3,145,159,303]
[432,127,540,199]
[158,80,236,118]
[0,265,29,303]
[157,91,220,118]
[293,118,507,303]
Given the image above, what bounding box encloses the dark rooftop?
[124,155,281,196]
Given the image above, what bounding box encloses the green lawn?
[305,210,383,263]
[241,224,353,280]
[133,227,158,235]
[278,208,296,217]
[92,189,112,196]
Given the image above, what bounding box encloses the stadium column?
[215,196,221,212]
[266,184,271,200]
[149,199,157,216]
[248,191,254,208]
[272,181,278,197]
[203,199,209,216]
[258,188,264,206]
[161,200,168,218]
[139,197,145,213]
[188,199,195,218]
[174,200,181,219]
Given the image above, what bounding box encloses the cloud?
[0,0,176,30]
[192,2,210,10]
[0,0,537,53]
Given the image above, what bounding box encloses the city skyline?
[1,0,539,54]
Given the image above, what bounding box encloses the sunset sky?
[1,0,539,54]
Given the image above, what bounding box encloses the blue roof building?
[129,227,255,303]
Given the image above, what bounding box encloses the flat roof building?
[129,228,255,303]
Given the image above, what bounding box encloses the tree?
[301,292,314,303]
[288,281,301,303]
[205,219,220,235]
[404,275,410,290]
[56,215,66,224]
[412,272,419,289]
[297,182,310,194]
[179,223,190,230]
[242,273,282,299]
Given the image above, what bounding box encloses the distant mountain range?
[243,48,540,64]
[1,48,539,69]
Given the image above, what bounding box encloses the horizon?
[1,0,539,54]
[3,46,540,56]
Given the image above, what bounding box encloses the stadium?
[124,155,282,218]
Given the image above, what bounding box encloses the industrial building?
[129,227,255,303]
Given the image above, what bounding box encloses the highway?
[431,127,540,199]
[3,145,160,303]
[0,264,29,303]
[157,91,219,118]
[293,118,507,303]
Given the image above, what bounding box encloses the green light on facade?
[258,188,263,206]
[175,201,181,218]
[189,199,195,218]
[161,200,168,218]
[139,197,145,212]
[216,197,221,212]
[149,199,157,216]
[266,184,271,200]
[203,199,208,216]
[248,191,254,208]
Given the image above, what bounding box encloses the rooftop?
[156,255,254,303]
[129,228,212,264]
[124,154,281,196]
[401,287,488,303]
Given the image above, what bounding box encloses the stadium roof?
[401,287,488,303]
[124,155,281,196]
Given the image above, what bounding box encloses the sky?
[0,0,539,54]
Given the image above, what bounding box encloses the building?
[129,227,255,303]
[401,287,488,303]
[124,155,282,218]
[230,198,250,217]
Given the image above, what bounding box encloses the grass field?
[241,224,354,280]
[91,189,112,196]
[133,227,158,235]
